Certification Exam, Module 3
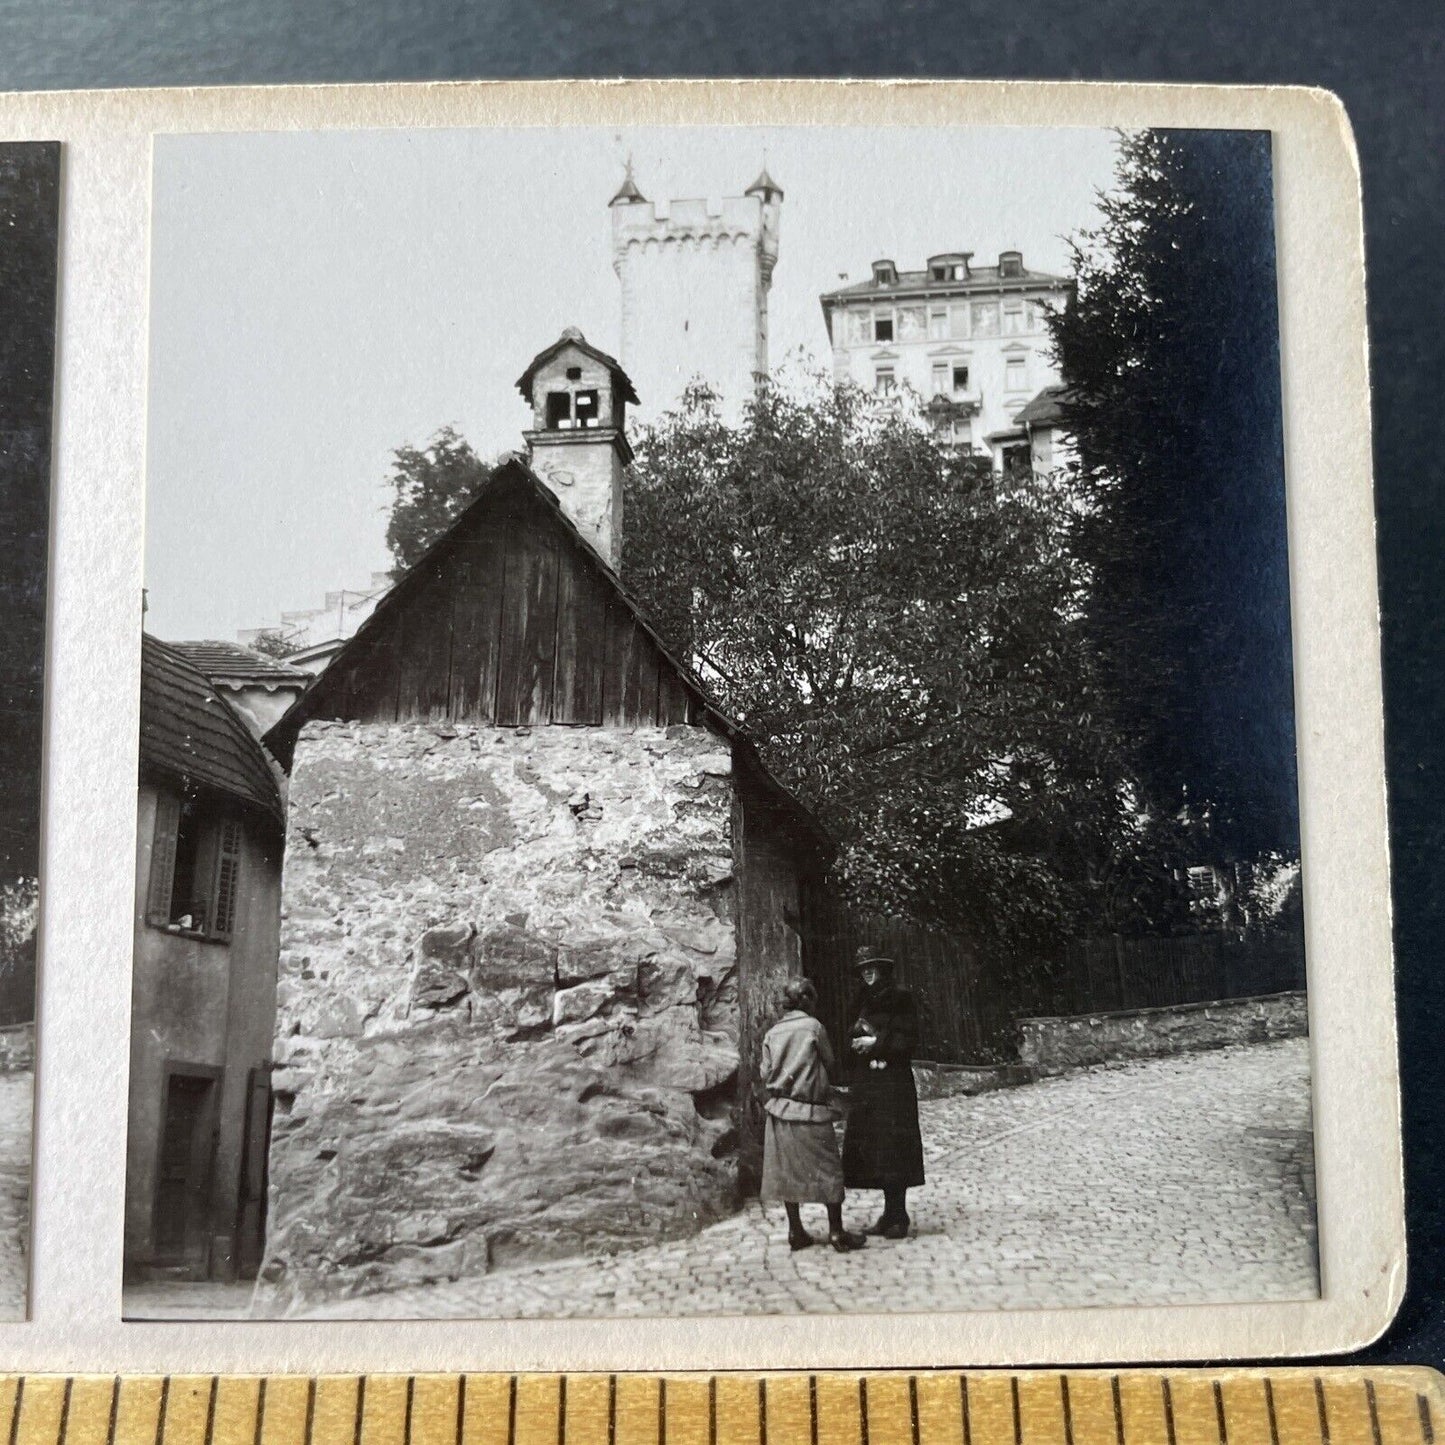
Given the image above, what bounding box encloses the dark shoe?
[788,1232,816,1252]
[865,1215,893,1237]
[829,1229,868,1252]
[878,1218,910,1240]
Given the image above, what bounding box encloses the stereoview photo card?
[0,80,1398,1368]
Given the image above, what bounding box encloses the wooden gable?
[266,465,700,764]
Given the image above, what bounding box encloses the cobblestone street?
[126,1038,1317,1321]
[0,1071,31,1319]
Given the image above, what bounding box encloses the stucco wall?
[258,720,743,1311]
[125,782,282,1273]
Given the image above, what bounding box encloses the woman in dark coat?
[841,945,925,1237]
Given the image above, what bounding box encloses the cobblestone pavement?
[125,1038,1317,1321]
[0,1071,32,1319]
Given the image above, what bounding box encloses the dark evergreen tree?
[1051,129,1300,863]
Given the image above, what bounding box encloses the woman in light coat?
[759,977,867,1253]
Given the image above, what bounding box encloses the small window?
[1005,357,1027,391]
[999,251,1023,278]
[930,362,949,396]
[874,367,896,395]
[872,260,897,285]
[1001,442,1031,475]
[148,793,244,942]
[952,364,970,393]
[545,392,572,429]
[949,304,969,339]
[565,366,582,380]
[930,265,947,281]
[928,309,948,339]
[873,315,894,343]
[1003,299,1025,335]
[573,389,600,428]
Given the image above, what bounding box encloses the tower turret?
[516,328,638,570]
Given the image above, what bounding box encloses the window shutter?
[147,792,182,924]
[210,817,243,940]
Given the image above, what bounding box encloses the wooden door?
[153,1070,218,1275]
[234,1065,273,1280]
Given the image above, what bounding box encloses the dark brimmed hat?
[852,944,895,971]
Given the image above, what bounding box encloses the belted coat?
[840,982,926,1190]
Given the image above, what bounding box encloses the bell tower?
[516,328,638,570]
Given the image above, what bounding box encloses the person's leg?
[785,1201,814,1250]
[826,1200,866,1251]
[885,1185,909,1224]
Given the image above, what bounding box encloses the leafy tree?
[625,374,1164,951]
[384,426,495,577]
[1050,129,1300,864]
[247,629,297,660]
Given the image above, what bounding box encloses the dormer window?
[872,260,897,286]
[565,366,582,381]
[999,250,1024,278]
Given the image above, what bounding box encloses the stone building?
[257,331,831,1310]
[819,250,1073,471]
[126,635,285,1283]
[610,164,781,419]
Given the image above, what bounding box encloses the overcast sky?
[143,124,1120,641]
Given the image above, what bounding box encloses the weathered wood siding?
[295,478,697,738]
[733,754,819,1191]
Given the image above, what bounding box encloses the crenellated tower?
[610,163,782,419]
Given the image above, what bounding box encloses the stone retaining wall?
[0,1024,32,1073]
[258,720,744,1312]
[1018,991,1308,1074]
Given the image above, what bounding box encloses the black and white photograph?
[122,121,1316,1323]
[0,140,58,1321]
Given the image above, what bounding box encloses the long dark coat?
[841,982,926,1189]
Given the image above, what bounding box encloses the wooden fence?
[803,884,1307,1067]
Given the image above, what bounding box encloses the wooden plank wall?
[317,491,695,731]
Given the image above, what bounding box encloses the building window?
[148,793,243,941]
[544,391,572,428]
[1003,300,1025,335]
[897,306,925,340]
[949,305,969,339]
[874,366,896,394]
[930,362,949,397]
[1027,300,1048,333]
[1001,441,1031,475]
[873,314,894,343]
[872,260,897,285]
[952,364,970,394]
[971,302,1000,336]
[1005,357,1027,391]
[999,250,1024,278]
[573,389,600,428]
[845,308,871,345]
[928,309,948,339]
[565,366,582,380]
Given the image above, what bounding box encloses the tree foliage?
[1050,129,1300,862]
[625,375,1164,950]
[384,425,495,578]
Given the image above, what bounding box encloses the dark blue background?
[0,0,1438,1366]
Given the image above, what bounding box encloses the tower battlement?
[610,167,782,417]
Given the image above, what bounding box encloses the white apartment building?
[819,251,1073,471]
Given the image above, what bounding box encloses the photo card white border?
[0,78,1401,1369]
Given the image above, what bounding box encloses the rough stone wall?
[1018,991,1308,1074]
[258,720,741,1311]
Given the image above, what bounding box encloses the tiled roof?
[169,640,313,687]
[1015,384,1072,427]
[820,265,1069,302]
[515,329,639,406]
[140,635,285,822]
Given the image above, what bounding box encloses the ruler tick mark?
[558,1376,566,1445]
[910,1378,921,1445]
[253,1378,267,1445]
[659,1378,668,1445]
[154,1378,171,1445]
[303,1381,316,1445]
[507,1378,517,1445]
[859,1379,869,1445]
[757,1379,765,1445]
[454,1377,466,1445]
[961,1377,972,1445]
[1215,1382,1229,1445]
[352,1378,366,1445]
[104,1379,120,1445]
[403,1379,415,1445]
[1315,1379,1330,1445]
[1420,1394,1436,1445]
[57,1379,73,1445]
[1012,1378,1023,1445]
[606,1378,616,1445]
[709,1377,717,1445]
[1163,1379,1177,1445]
[1264,1381,1280,1445]
[1061,1378,1075,1445]
[1366,1383,1383,1445]
[808,1377,818,1445]
[1112,1377,1125,1445]
[203,1378,218,1445]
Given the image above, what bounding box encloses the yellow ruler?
[0,1372,1438,1445]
